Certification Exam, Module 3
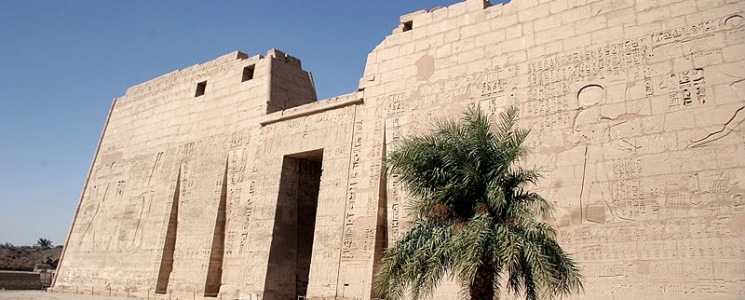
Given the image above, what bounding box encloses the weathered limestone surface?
[54,0,745,299]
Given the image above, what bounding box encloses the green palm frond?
[376,106,582,300]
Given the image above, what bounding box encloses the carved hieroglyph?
[54,0,744,299]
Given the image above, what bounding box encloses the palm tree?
[375,106,582,300]
[35,238,53,248]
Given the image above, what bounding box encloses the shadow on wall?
[264,149,323,300]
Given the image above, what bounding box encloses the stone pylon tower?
[56,0,745,299]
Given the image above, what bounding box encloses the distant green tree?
[35,238,53,248]
[374,107,583,300]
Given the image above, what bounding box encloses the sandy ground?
[0,290,133,300]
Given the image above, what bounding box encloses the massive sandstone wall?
[55,0,745,299]
[361,0,745,298]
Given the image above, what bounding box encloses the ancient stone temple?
[53,0,744,299]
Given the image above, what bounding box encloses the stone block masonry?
[0,271,43,290]
[54,0,745,299]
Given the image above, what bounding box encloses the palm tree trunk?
[469,261,495,300]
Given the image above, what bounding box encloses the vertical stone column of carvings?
[333,107,389,299]
[235,137,264,297]
[384,115,411,248]
[219,143,251,299]
[336,106,378,297]
[369,127,388,299]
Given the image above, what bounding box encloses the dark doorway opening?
[264,149,323,300]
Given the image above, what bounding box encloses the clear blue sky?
[0,0,473,246]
